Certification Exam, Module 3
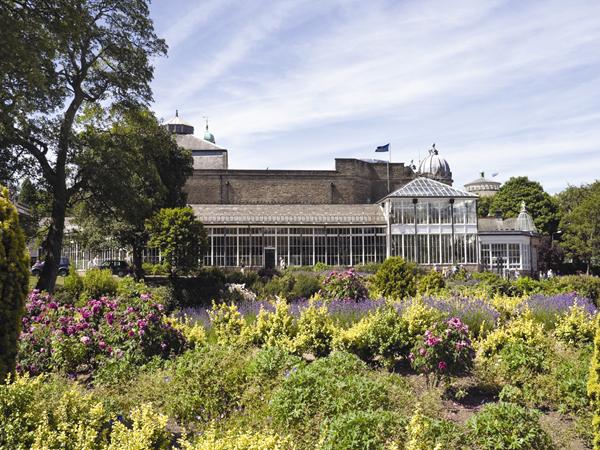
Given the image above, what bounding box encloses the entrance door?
[264,247,276,269]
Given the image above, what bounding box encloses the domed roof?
[203,120,215,143]
[165,110,194,135]
[418,144,451,181]
[516,201,537,232]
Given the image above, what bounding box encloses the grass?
[29,275,64,290]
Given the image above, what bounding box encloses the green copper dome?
[203,120,215,143]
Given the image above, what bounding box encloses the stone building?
[464,172,501,197]
[171,113,485,269]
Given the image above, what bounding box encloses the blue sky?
[148,0,600,193]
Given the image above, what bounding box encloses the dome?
[418,144,452,181]
[164,110,194,135]
[516,201,537,232]
[203,120,215,143]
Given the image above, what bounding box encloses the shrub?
[107,403,171,450]
[293,303,336,357]
[0,374,111,450]
[409,317,474,386]
[547,275,600,305]
[477,313,550,387]
[80,268,117,301]
[291,273,321,299]
[333,304,409,366]
[588,316,600,450]
[513,276,543,295]
[471,271,514,296]
[115,276,151,299]
[248,347,303,381]
[555,303,596,346]
[270,352,390,429]
[320,269,368,301]
[181,428,295,450]
[402,297,446,339]
[371,257,417,300]
[208,302,250,346]
[62,266,83,301]
[319,410,405,450]
[163,345,249,423]
[252,299,296,350]
[417,270,445,296]
[405,405,464,450]
[467,402,555,449]
[142,261,169,276]
[17,290,185,378]
[0,186,29,381]
[260,273,296,299]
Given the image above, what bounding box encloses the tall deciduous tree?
[75,106,192,279]
[559,181,600,274]
[0,0,166,292]
[490,176,559,235]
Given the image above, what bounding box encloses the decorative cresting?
[418,143,452,183]
[516,201,537,232]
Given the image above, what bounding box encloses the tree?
[476,195,494,217]
[0,1,166,292]
[17,177,51,243]
[146,207,207,281]
[490,176,559,235]
[559,181,600,274]
[75,106,192,279]
[0,186,29,382]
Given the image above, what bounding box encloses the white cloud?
[150,0,600,192]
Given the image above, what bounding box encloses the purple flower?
[80,336,91,345]
[438,361,447,371]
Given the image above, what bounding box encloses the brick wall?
[184,159,417,205]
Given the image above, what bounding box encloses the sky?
[148,0,600,194]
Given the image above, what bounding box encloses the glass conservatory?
[380,177,479,266]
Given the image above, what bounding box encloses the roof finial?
[520,200,527,213]
[432,143,438,155]
[480,171,485,178]
[175,109,179,117]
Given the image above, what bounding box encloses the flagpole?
[387,144,391,193]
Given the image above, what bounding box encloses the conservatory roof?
[190,204,386,226]
[382,177,477,200]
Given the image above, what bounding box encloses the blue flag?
[375,143,389,152]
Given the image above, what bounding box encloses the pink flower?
[438,361,447,371]
[105,312,114,325]
[419,347,427,356]
[98,341,107,350]
[80,336,91,345]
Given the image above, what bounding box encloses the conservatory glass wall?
[204,226,387,267]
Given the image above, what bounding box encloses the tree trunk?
[132,243,145,281]
[36,184,67,292]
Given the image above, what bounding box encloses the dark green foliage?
[490,176,559,235]
[62,266,83,301]
[477,194,494,217]
[0,187,29,382]
[146,207,207,278]
[471,271,514,295]
[319,410,406,450]
[467,402,555,449]
[371,257,418,300]
[270,352,393,429]
[258,272,321,300]
[1,0,167,292]
[558,181,600,273]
